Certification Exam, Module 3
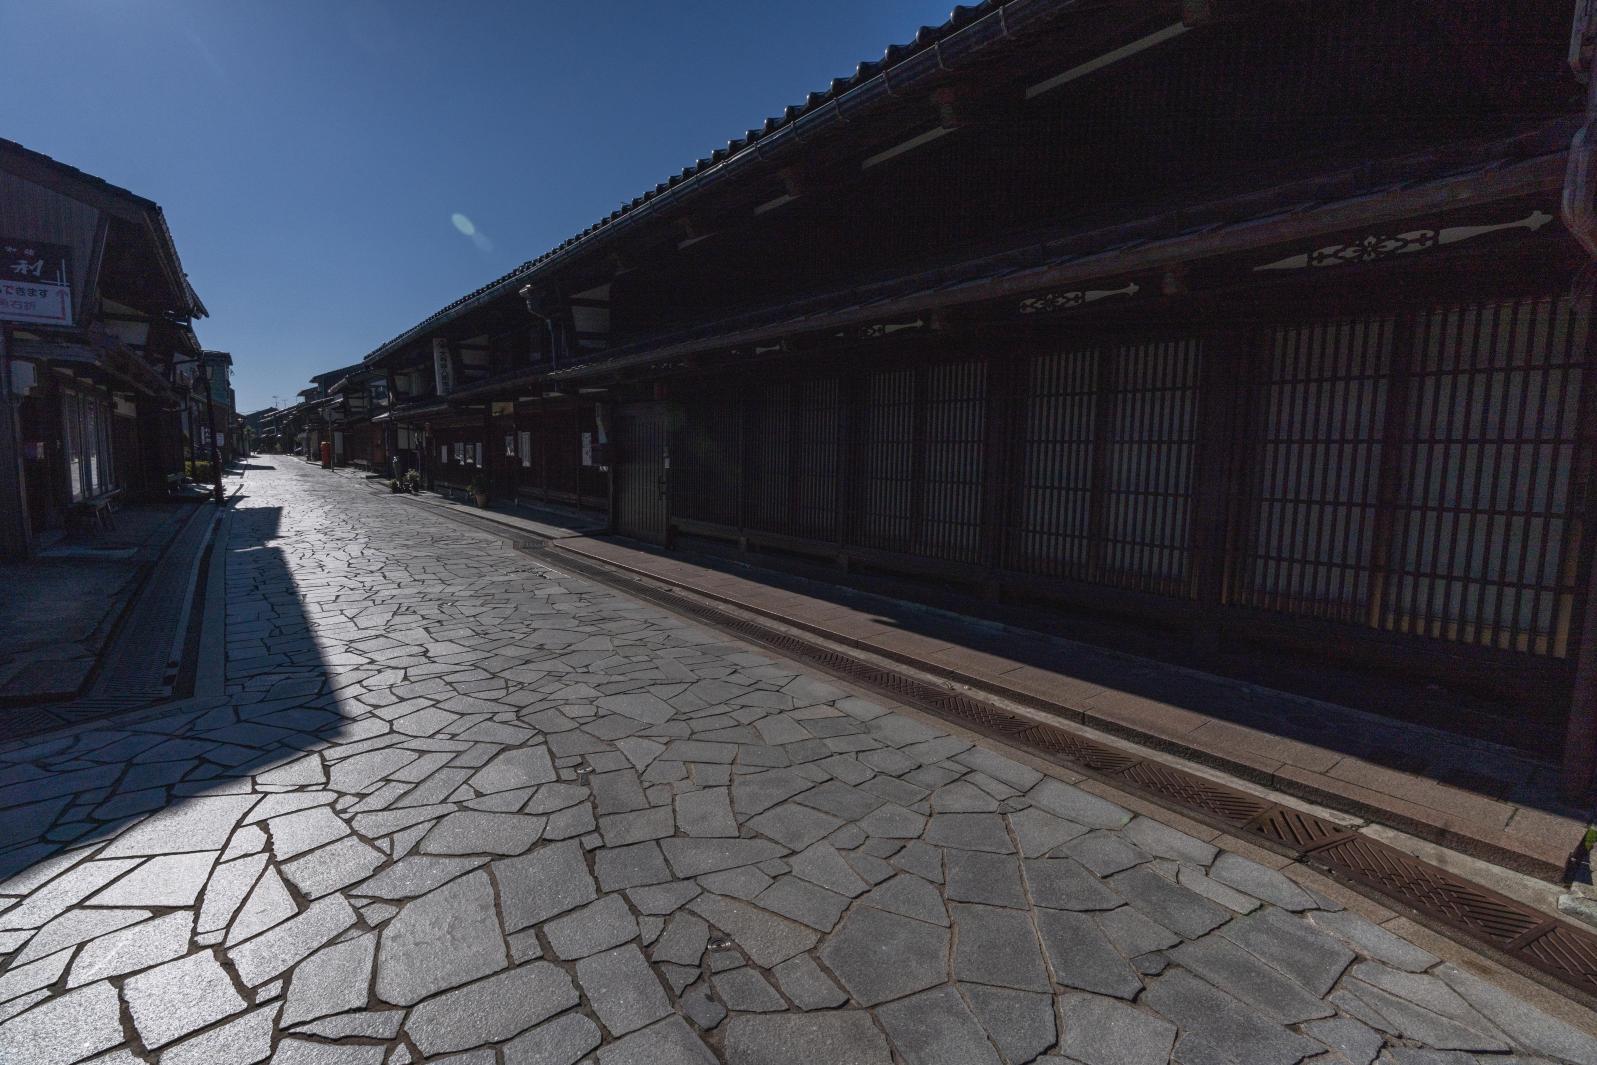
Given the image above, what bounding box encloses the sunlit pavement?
[1,458,1593,1065]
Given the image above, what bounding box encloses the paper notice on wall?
[581,431,593,466]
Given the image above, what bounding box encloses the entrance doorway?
[614,401,670,544]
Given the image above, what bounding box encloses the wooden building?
[0,138,207,557]
[345,0,1597,793]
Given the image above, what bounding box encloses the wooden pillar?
[1189,324,1253,649]
[1561,269,1597,799]
[979,348,1021,597]
[0,326,31,559]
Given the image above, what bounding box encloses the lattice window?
[1235,315,1394,620]
[1380,295,1588,656]
[857,369,918,552]
[1013,346,1099,577]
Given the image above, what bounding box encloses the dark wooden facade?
[343,0,1597,791]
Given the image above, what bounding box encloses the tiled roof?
[0,137,208,319]
[362,0,1044,364]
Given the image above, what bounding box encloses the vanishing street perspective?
[8,2,1597,1064]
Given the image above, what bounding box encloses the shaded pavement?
[0,459,1593,1065]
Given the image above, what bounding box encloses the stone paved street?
[1,459,1594,1065]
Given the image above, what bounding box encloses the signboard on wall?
[581,431,593,466]
[433,339,454,396]
[1,239,72,326]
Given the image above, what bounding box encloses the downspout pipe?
[1561,0,1597,799]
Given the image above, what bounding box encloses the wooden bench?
[72,488,122,533]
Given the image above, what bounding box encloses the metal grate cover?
[419,508,1597,1006]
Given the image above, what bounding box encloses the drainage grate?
[500,537,1597,1006]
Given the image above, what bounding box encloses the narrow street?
[0,458,1592,1065]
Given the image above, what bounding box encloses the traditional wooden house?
[0,138,207,557]
[352,0,1597,792]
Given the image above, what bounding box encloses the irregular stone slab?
[420,811,544,855]
[598,1016,716,1065]
[1057,992,1177,1065]
[723,1011,891,1065]
[100,794,258,858]
[69,910,193,987]
[503,1011,602,1065]
[713,967,786,1012]
[375,871,504,1004]
[598,692,677,725]
[1308,909,1439,973]
[788,841,870,897]
[578,944,673,1036]
[1121,816,1218,866]
[950,903,1050,991]
[962,984,1056,1065]
[198,853,268,936]
[468,746,556,794]
[699,865,772,900]
[329,749,417,792]
[280,931,376,1027]
[860,873,949,926]
[819,906,948,1006]
[124,949,248,1049]
[1097,905,1181,958]
[627,879,702,915]
[1344,978,1510,1052]
[599,806,675,847]
[954,747,1044,791]
[1169,935,1335,1023]
[595,841,673,891]
[406,963,579,1057]
[1023,857,1121,911]
[730,768,814,816]
[271,1038,385,1064]
[1109,866,1228,940]
[859,802,926,839]
[1025,778,1131,829]
[1035,909,1142,999]
[772,952,848,1009]
[747,802,843,850]
[1008,807,1089,857]
[14,907,150,967]
[544,894,639,960]
[1141,970,1321,1065]
[0,979,123,1065]
[877,986,1001,1065]
[754,875,850,931]
[268,805,351,860]
[356,854,488,901]
[944,850,1026,907]
[662,838,787,878]
[924,813,1013,853]
[590,769,650,815]
[650,912,709,966]
[1303,1016,1384,1065]
[1207,852,1315,911]
[89,851,215,907]
[687,893,817,969]
[282,836,385,898]
[1436,961,1597,1064]
[495,839,597,930]
[1218,907,1354,997]
[675,787,739,838]
[1062,832,1148,876]
[160,1002,279,1065]
[227,864,298,946]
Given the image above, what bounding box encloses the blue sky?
[1,1,953,412]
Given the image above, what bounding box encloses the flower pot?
[473,492,489,508]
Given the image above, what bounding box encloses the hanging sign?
[1,239,72,326]
[432,338,454,396]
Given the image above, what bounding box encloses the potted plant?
[403,469,421,494]
[469,472,489,508]
[388,478,403,493]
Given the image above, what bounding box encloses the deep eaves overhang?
[0,137,208,320]
[361,0,1114,369]
[427,132,1568,393]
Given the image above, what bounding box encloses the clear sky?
[2,0,953,412]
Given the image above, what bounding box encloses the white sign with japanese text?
[1,239,72,326]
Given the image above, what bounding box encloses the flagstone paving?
[0,459,1594,1064]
